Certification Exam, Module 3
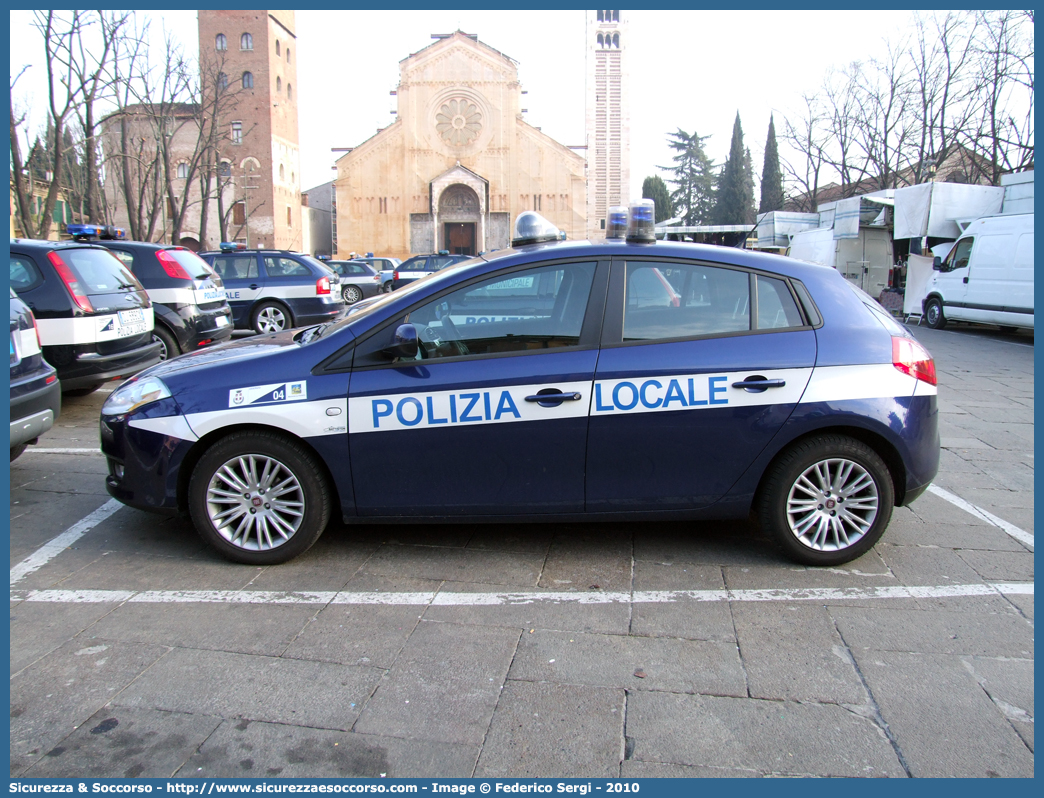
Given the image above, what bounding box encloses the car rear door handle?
[962,277,968,283]
[732,377,786,393]
[249,284,260,290]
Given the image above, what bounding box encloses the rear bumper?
[50,340,163,390]
[10,376,62,447]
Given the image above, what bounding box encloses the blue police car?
[198,245,344,333]
[99,203,939,567]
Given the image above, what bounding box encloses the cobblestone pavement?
[9,322,1033,778]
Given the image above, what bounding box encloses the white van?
[923,213,1033,331]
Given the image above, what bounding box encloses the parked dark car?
[325,260,381,304]
[393,253,471,290]
[87,239,233,361]
[9,238,162,394]
[198,247,344,333]
[10,289,61,460]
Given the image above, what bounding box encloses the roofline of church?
[399,30,518,67]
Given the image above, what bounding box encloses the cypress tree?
[660,128,716,226]
[712,113,756,225]
[759,114,785,213]
[641,175,674,222]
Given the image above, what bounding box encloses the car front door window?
[405,261,597,359]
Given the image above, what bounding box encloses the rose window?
[436,99,482,147]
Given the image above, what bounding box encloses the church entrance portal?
[445,223,476,256]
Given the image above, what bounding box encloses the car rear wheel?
[188,430,332,564]
[924,298,946,329]
[10,444,27,462]
[343,285,363,304]
[757,435,894,566]
[152,324,180,361]
[251,302,291,334]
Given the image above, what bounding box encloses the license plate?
[214,316,229,328]
[119,309,145,325]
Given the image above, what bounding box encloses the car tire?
[251,301,292,334]
[343,285,363,304]
[757,435,894,566]
[10,444,27,462]
[188,430,332,565]
[924,298,946,329]
[152,324,180,361]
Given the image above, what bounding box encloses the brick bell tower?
[585,9,630,239]
[198,10,302,249]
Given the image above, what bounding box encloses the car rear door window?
[406,261,597,359]
[623,261,750,341]
[264,256,311,277]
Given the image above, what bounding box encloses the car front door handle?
[525,391,582,404]
[249,284,260,290]
[963,277,968,284]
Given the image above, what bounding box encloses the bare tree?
[779,94,830,212]
[961,10,1035,184]
[851,41,914,190]
[10,12,85,239]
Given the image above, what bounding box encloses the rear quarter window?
[10,256,43,292]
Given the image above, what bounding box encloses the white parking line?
[927,485,1034,549]
[23,448,102,455]
[9,499,123,587]
[8,582,1034,607]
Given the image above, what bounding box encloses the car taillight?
[316,276,331,295]
[45,374,57,385]
[892,336,937,386]
[156,249,192,279]
[30,313,42,349]
[393,270,399,281]
[47,251,94,313]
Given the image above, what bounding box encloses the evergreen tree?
[641,175,674,222]
[759,114,785,213]
[660,128,715,226]
[712,113,756,225]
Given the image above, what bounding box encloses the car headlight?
[101,376,172,416]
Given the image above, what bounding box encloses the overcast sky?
[10,9,916,201]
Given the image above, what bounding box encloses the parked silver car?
[325,260,382,304]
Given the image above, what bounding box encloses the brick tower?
[584,9,630,238]
[198,10,301,249]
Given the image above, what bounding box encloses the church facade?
[334,32,587,259]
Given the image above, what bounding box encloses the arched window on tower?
[217,72,228,91]
[612,10,619,22]
[287,84,292,101]
[286,48,291,63]
[597,10,603,22]
[215,33,227,51]
[240,32,253,50]
[242,71,254,89]
[279,164,285,181]
[597,33,603,47]
[176,163,188,179]
[612,33,619,48]
[275,40,280,56]
[276,76,281,92]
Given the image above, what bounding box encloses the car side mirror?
[933,257,942,271]
[383,323,419,360]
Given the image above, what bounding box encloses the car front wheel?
[757,435,894,566]
[188,430,332,564]
[924,298,946,329]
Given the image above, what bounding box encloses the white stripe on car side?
[18,328,41,357]
[125,364,936,442]
[35,308,155,346]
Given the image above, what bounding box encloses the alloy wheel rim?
[345,286,361,303]
[153,333,168,360]
[785,457,879,551]
[205,454,305,550]
[258,307,286,332]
